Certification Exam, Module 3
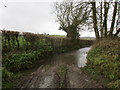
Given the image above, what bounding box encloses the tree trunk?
[66,31,71,38]
[66,27,79,40]
[109,1,118,36]
[114,28,120,36]
[100,1,103,38]
[103,1,109,37]
[91,1,100,39]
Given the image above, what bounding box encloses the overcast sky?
[0,0,95,37]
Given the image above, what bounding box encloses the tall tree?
[91,1,100,39]
[109,1,118,36]
[100,1,103,38]
[103,1,109,37]
[115,1,120,36]
[91,0,119,39]
[54,0,90,40]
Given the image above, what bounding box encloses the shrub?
[2,67,13,82]
[3,51,40,72]
[2,67,15,88]
[2,30,20,51]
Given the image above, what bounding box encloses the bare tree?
[109,1,118,36]
[91,0,119,39]
[113,0,120,36]
[54,0,90,40]
[91,1,100,39]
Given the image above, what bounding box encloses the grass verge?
[82,38,120,88]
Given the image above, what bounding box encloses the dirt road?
[17,47,103,88]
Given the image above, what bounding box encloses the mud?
[17,47,103,88]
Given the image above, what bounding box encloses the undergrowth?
[83,38,120,88]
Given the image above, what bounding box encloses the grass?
[80,37,95,40]
[82,38,120,88]
[44,34,66,38]
[57,65,67,88]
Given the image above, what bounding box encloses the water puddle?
[75,47,91,67]
[46,47,91,68]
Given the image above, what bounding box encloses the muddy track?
[17,64,103,88]
[17,47,103,88]
[66,65,103,88]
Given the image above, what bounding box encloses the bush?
[2,67,13,82]
[86,39,120,88]
[2,67,15,88]
[3,51,40,72]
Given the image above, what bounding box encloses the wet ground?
[17,47,103,88]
